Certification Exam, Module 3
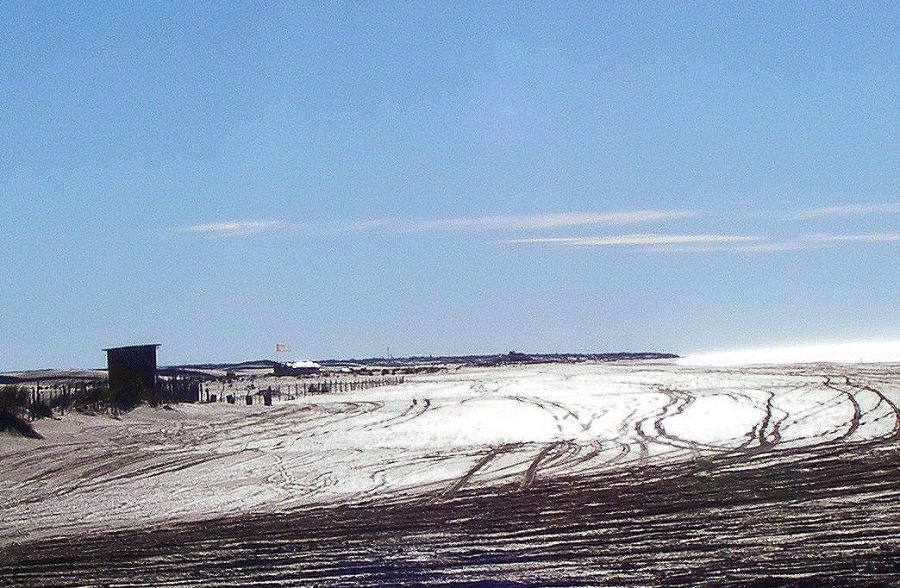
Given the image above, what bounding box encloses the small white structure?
[274,360,321,376]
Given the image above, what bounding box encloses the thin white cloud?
[716,241,814,252]
[169,203,900,239]
[501,234,759,247]
[806,232,900,243]
[173,219,390,238]
[785,202,900,221]
[173,209,699,238]
[636,233,900,253]
[641,241,817,254]
[171,215,900,255]
[401,210,700,233]
[176,220,284,237]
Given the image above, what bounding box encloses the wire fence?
[14,374,407,415]
[203,376,406,404]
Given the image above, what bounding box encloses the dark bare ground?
[2,437,899,587]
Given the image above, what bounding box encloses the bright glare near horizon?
[2,4,899,370]
[678,341,900,367]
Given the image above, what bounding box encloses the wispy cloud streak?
[402,210,700,233]
[501,234,759,247]
[806,232,900,243]
[639,233,900,253]
[171,201,900,239]
[176,220,284,237]
[785,202,900,221]
[172,209,700,238]
[640,241,820,254]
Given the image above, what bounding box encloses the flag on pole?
[276,343,291,353]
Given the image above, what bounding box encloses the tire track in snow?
[438,443,523,500]
[519,442,566,490]
[822,375,863,441]
[361,399,431,431]
[840,376,900,441]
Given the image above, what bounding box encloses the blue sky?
[2,2,899,369]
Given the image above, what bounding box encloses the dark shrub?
[29,401,53,419]
[0,409,42,439]
[0,385,29,414]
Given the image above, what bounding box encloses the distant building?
[274,360,321,376]
[104,344,160,407]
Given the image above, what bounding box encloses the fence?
[21,374,406,412]
[202,376,406,404]
[280,376,405,397]
[157,377,202,404]
[28,381,111,415]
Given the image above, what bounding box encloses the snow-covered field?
[3,360,900,586]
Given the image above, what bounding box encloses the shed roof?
[103,344,161,352]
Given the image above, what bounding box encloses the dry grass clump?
[0,385,42,439]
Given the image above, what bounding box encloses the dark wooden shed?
[104,344,160,407]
